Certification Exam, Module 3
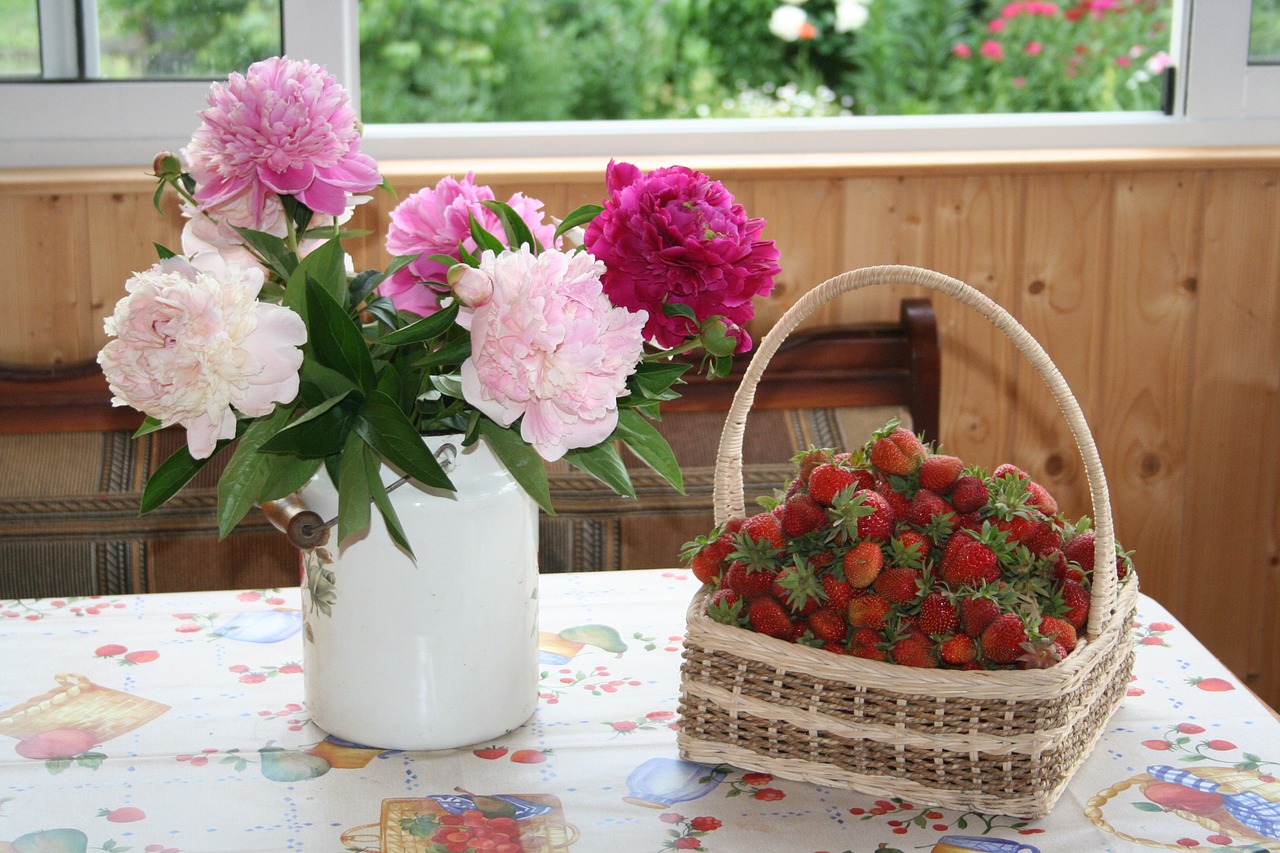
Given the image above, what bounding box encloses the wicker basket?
[677,265,1139,819]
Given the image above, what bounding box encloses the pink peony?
[98,255,306,459]
[583,160,779,353]
[181,190,361,273]
[980,39,1006,60]
[381,173,558,316]
[454,247,646,461]
[183,56,380,221]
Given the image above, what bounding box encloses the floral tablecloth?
[1,569,1277,853]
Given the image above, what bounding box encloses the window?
[1,0,1277,168]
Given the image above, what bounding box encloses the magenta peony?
[454,247,647,461]
[584,161,779,352]
[381,173,558,316]
[183,56,380,221]
[97,256,306,459]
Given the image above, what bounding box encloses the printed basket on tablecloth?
[0,673,170,743]
[676,265,1139,819]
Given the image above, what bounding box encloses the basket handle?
[713,265,1120,639]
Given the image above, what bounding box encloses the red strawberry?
[1038,614,1078,654]
[820,573,855,611]
[807,463,861,507]
[890,634,937,668]
[842,541,884,588]
[875,478,913,521]
[993,463,1058,515]
[794,448,831,484]
[705,587,744,625]
[938,633,978,666]
[869,426,927,476]
[685,531,736,585]
[724,561,777,601]
[950,475,990,513]
[739,512,785,551]
[960,595,1002,638]
[918,591,960,635]
[773,564,825,617]
[872,566,921,606]
[781,493,826,538]
[1058,579,1091,629]
[748,596,795,640]
[851,642,889,662]
[1026,522,1064,558]
[892,530,930,563]
[941,538,999,588]
[980,613,1030,665]
[846,593,892,629]
[849,489,896,542]
[1062,530,1096,574]
[809,607,849,644]
[919,454,963,492]
[906,488,952,528]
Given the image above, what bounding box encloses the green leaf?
[428,252,465,270]
[153,242,176,260]
[292,238,348,307]
[481,199,539,251]
[376,300,460,346]
[468,212,507,254]
[299,359,362,406]
[217,408,293,538]
[367,465,413,556]
[257,455,323,504]
[306,278,377,392]
[614,409,683,493]
[630,361,690,399]
[662,300,698,321]
[1132,802,1164,812]
[347,269,382,308]
[555,203,603,238]
[132,416,167,438]
[353,391,453,490]
[476,418,554,514]
[565,442,635,498]
[232,226,295,281]
[410,337,471,370]
[260,394,355,458]
[360,295,401,331]
[336,431,373,546]
[431,373,465,400]
[140,441,228,513]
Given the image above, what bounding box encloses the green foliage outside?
[2,0,1188,118]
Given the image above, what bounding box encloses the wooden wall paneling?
[747,178,843,333]
[928,175,1024,468]
[1186,168,1280,704]
[839,176,935,327]
[1013,172,1114,521]
[1098,171,1203,612]
[84,190,184,364]
[1,194,89,368]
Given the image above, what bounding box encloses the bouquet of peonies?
[97,56,779,554]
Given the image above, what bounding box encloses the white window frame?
[1,0,1276,169]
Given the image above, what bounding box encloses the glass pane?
[0,0,40,78]
[1252,0,1280,64]
[358,0,1175,124]
[95,0,281,79]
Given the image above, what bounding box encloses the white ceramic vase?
[296,434,540,751]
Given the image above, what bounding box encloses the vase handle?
[259,494,329,549]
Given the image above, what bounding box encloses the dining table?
[1,567,1278,853]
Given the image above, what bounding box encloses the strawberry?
[1038,614,1078,654]
[941,537,999,588]
[872,566,921,606]
[851,642,889,662]
[683,531,736,585]
[938,633,978,666]
[738,511,785,552]
[705,588,744,625]
[980,612,1030,665]
[1026,521,1064,558]
[842,540,884,588]
[1057,579,1091,629]
[820,573,855,611]
[906,488,952,529]
[891,530,930,564]
[993,463,1058,515]
[807,463,862,507]
[869,424,927,476]
[950,474,990,513]
[780,492,826,538]
[793,448,832,485]
[774,561,826,616]
[960,594,1003,638]
[875,478,913,521]
[724,561,777,601]
[1061,530,1096,574]
[830,489,895,543]
[890,634,938,668]
[809,607,849,644]
[919,454,963,493]
[846,593,892,629]
[918,591,959,635]
[747,596,795,640]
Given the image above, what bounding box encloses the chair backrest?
[538,298,942,573]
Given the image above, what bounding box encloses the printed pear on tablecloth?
[538,625,628,665]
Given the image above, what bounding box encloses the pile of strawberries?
[684,420,1133,670]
